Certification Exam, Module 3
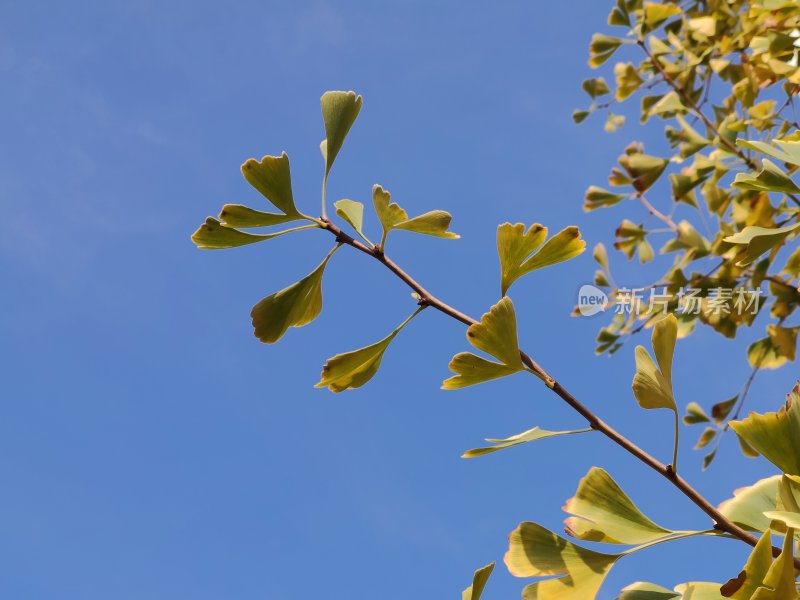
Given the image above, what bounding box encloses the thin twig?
[639,193,678,230]
[318,218,795,564]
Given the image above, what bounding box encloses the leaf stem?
[317,217,797,566]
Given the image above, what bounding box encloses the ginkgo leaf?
[738,138,800,166]
[505,522,621,600]
[394,210,459,239]
[371,184,457,247]
[618,582,679,600]
[723,530,773,600]
[191,217,313,250]
[241,152,301,217]
[442,297,525,389]
[718,475,781,533]
[619,153,668,193]
[584,186,627,211]
[218,204,302,228]
[632,315,677,412]
[643,2,681,29]
[750,528,796,600]
[463,426,592,458]
[321,91,362,177]
[442,353,521,390]
[563,467,674,544]
[316,308,421,392]
[251,248,337,344]
[763,511,800,529]
[589,34,623,68]
[683,402,710,424]
[672,582,726,599]
[723,223,800,266]
[497,223,586,295]
[334,199,367,240]
[732,159,800,194]
[730,383,800,476]
[462,562,494,600]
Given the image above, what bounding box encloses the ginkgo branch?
[318,216,797,565]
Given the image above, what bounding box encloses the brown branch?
[319,218,795,564]
[639,193,678,230]
[637,40,800,209]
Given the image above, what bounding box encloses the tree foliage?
[191,0,800,596]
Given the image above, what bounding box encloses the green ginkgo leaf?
[763,511,800,529]
[462,562,494,600]
[218,204,302,228]
[619,153,669,193]
[584,186,627,211]
[505,522,621,600]
[333,199,368,241]
[643,2,681,29]
[730,382,800,476]
[251,247,338,343]
[442,297,525,389]
[321,91,362,178]
[191,217,314,250]
[497,222,586,295]
[723,530,773,600]
[738,138,800,166]
[632,314,678,412]
[463,426,592,458]
[732,159,800,194]
[241,152,301,217]
[618,582,679,600]
[750,528,796,600]
[372,184,457,248]
[316,308,422,392]
[394,210,459,239]
[683,402,710,424]
[718,475,781,533]
[589,34,623,68]
[563,467,674,544]
[723,223,800,266]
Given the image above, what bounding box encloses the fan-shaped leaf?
[723,223,800,266]
[505,522,621,599]
[632,315,678,412]
[730,382,800,476]
[498,223,585,295]
[442,297,524,389]
[191,217,312,250]
[738,138,800,166]
[372,184,457,248]
[218,205,302,228]
[333,199,366,240]
[321,91,362,178]
[724,530,774,600]
[241,152,301,217]
[463,426,592,458]
[733,159,800,194]
[462,562,494,600]
[589,34,623,68]
[251,248,337,343]
[718,476,781,533]
[750,528,796,600]
[563,467,674,544]
[316,309,421,392]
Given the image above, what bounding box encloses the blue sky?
[1,1,797,598]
